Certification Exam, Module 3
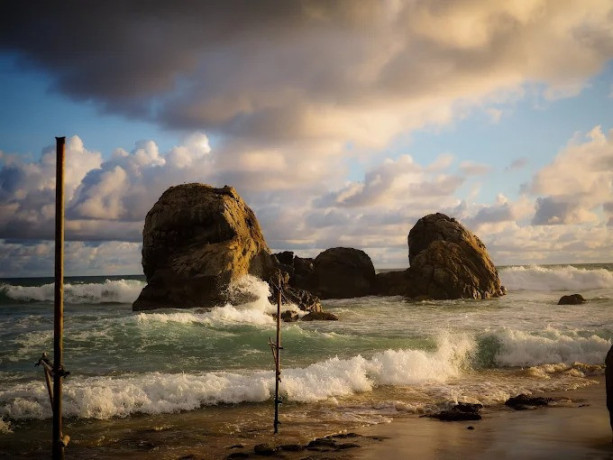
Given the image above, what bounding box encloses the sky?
[0,0,612,277]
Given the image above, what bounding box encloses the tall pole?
[273,272,282,434]
[53,137,65,460]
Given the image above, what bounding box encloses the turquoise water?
[0,264,611,456]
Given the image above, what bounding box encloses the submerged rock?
[404,213,505,300]
[505,394,552,410]
[558,294,586,305]
[301,311,339,321]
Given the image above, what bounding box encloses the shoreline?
[354,376,612,460]
[2,377,611,459]
[214,376,613,459]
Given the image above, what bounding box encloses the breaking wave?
[0,279,144,304]
[499,265,613,291]
[0,333,473,421]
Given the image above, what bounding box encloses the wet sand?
[2,378,611,459]
[356,377,612,460]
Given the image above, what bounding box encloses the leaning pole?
[53,136,66,460]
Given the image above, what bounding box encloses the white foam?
[135,275,303,327]
[0,334,472,420]
[2,279,144,304]
[491,327,611,367]
[500,265,613,291]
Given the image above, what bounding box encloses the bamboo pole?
[273,272,282,434]
[53,136,66,460]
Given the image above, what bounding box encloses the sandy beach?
[354,377,612,460]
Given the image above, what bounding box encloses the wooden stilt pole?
[53,136,66,460]
[274,272,282,434]
[269,271,283,434]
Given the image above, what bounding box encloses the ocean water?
[0,264,611,457]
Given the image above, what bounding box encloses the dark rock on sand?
[301,311,339,321]
[424,402,483,421]
[558,293,586,305]
[505,394,552,410]
[405,213,505,300]
[253,443,276,455]
[606,344,613,439]
[312,247,376,299]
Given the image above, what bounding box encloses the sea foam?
[0,334,472,421]
[1,279,144,304]
[500,265,613,291]
[483,328,611,367]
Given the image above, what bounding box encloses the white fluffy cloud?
[528,126,613,225]
[1,125,612,274]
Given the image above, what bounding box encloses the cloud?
[459,161,491,175]
[314,154,464,208]
[505,157,529,171]
[1,126,612,273]
[1,2,613,272]
[0,239,141,277]
[527,126,613,225]
[2,0,612,154]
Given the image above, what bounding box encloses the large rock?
[405,213,505,299]
[133,184,278,310]
[375,270,411,296]
[312,247,376,299]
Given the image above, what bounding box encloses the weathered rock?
[606,345,613,440]
[424,403,483,421]
[133,184,277,310]
[558,294,586,305]
[253,443,276,455]
[269,270,322,313]
[301,311,339,321]
[375,270,410,296]
[279,310,299,322]
[406,213,505,300]
[311,247,376,299]
[274,251,294,266]
[293,256,317,291]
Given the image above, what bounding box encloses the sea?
[0,264,611,458]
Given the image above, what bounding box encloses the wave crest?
[500,265,613,291]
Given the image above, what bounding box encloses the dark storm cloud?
[0,0,375,132]
[3,1,612,145]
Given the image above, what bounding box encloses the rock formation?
[274,249,376,299]
[312,247,376,299]
[377,213,505,300]
[134,185,503,310]
[133,184,320,312]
